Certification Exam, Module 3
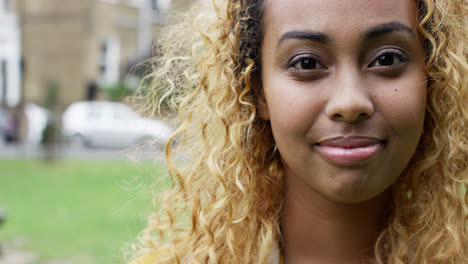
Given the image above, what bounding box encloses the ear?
[253,77,270,120]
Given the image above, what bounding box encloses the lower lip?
[316,144,382,165]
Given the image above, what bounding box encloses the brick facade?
[17,0,193,109]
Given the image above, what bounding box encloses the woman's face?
[259,0,426,203]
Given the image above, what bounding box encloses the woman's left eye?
[369,51,406,67]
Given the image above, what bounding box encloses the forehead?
[263,0,419,37]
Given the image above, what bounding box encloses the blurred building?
[13,0,192,109]
[0,0,21,107]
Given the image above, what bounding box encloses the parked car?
[24,103,50,145]
[62,101,172,148]
[0,107,17,143]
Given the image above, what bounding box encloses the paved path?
[0,248,72,264]
[0,143,166,161]
[0,246,36,264]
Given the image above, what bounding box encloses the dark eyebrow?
[277,31,330,48]
[276,21,415,49]
[362,21,415,40]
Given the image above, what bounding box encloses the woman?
[131,0,467,263]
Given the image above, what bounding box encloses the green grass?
[2,158,464,264]
[0,158,170,264]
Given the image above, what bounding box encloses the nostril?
[333,113,344,119]
[358,112,370,120]
[331,112,370,122]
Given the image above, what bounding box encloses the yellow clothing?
[130,253,157,264]
[131,252,284,264]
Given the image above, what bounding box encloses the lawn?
[0,158,170,264]
[1,158,464,264]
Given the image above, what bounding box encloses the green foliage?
[0,159,169,264]
[102,82,135,102]
[40,122,57,146]
[44,81,59,109]
[41,81,61,161]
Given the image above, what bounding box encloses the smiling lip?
[315,137,384,165]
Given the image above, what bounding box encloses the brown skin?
[258,0,426,263]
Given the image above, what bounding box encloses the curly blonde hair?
[132,0,468,263]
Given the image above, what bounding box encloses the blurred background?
[0,0,200,263]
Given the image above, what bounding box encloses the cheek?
[379,75,427,134]
[260,45,324,133]
[263,78,325,140]
[373,72,427,169]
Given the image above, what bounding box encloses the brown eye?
[370,51,407,67]
[291,56,326,70]
[299,58,317,69]
[376,54,399,66]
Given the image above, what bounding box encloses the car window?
[112,105,138,120]
[86,105,104,119]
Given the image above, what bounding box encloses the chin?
[324,171,392,204]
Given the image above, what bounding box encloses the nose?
[324,73,374,123]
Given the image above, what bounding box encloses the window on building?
[151,0,158,10]
[0,60,7,105]
[99,42,107,74]
[98,37,120,85]
[153,0,170,11]
[100,0,120,4]
[0,0,9,13]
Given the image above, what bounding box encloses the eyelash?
[286,49,409,73]
[287,54,327,71]
[368,49,408,68]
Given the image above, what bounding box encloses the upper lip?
[316,136,385,148]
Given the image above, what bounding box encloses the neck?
[280,170,390,264]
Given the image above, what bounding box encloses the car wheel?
[70,134,88,148]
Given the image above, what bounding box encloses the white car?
[24,103,50,145]
[62,101,172,148]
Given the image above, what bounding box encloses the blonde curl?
[131,0,467,263]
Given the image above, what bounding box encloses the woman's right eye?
[289,56,326,70]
